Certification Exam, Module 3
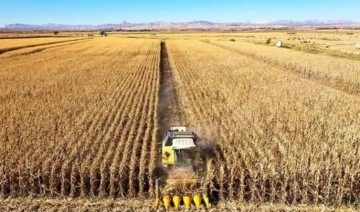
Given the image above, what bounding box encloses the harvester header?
[155,126,210,210]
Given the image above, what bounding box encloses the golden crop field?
[0,37,160,198]
[0,37,89,54]
[0,37,84,49]
[223,30,360,57]
[167,39,360,204]
[0,32,360,211]
[210,40,360,95]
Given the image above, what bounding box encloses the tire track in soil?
[158,41,181,138]
[155,41,181,190]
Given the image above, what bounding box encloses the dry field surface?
[209,40,360,95]
[0,37,89,54]
[223,30,360,56]
[0,33,360,210]
[0,198,357,212]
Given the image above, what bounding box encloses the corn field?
[0,38,160,198]
[166,39,360,205]
[0,36,359,206]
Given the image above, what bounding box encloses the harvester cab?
[155,126,210,210]
[162,126,202,171]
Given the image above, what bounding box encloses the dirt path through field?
[156,41,216,197]
[156,41,184,190]
[158,41,180,138]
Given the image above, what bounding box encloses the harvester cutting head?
[155,126,210,209]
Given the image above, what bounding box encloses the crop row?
[0,38,160,197]
[167,39,360,204]
[0,38,89,54]
[209,40,360,96]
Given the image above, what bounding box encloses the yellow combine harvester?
[155,126,210,210]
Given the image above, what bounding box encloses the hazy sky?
[0,0,359,26]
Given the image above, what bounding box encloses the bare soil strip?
[158,41,179,138]
[156,41,184,189]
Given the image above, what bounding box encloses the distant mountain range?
[2,20,360,31]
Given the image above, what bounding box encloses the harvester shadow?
[197,137,223,205]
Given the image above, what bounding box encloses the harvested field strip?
[158,41,180,136]
[209,40,360,96]
[0,35,75,39]
[0,38,160,197]
[167,39,360,204]
[0,39,91,57]
[0,38,90,54]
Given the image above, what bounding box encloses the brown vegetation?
[0,38,160,198]
[0,34,359,210]
[167,39,360,205]
[0,37,89,54]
